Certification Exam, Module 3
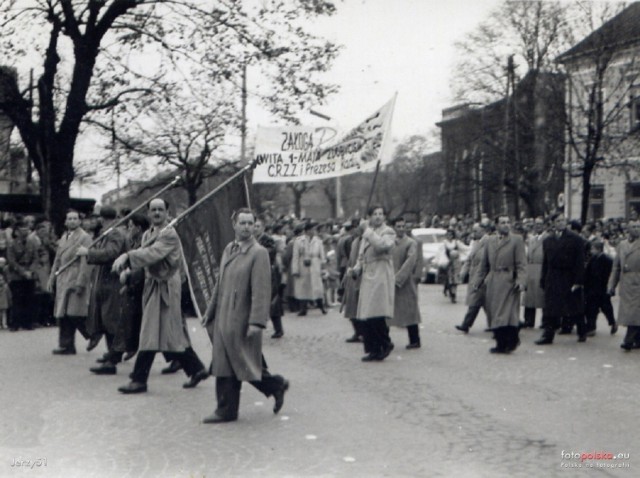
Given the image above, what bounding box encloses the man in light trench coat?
[388,216,422,349]
[608,220,640,350]
[475,215,527,354]
[49,210,93,354]
[113,198,209,394]
[522,217,546,328]
[202,208,289,424]
[351,205,396,362]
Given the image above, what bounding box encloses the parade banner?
[173,174,248,319]
[252,96,396,183]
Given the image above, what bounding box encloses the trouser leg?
[407,324,420,345]
[524,307,536,328]
[623,326,640,346]
[359,319,374,354]
[130,351,156,384]
[58,317,76,350]
[215,376,242,420]
[601,297,616,326]
[350,318,363,338]
[271,315,283,334]
[572,314,587,338]
[250,358,286,397]
[371,317,391,355]
[166,347,205,377]
[505,326,520,350]
[461,305,481,329]
[585,299,598,332]
[72,316,90,340]
[493,327,506,350]
[561,315,574,332]
[541,315,559,341]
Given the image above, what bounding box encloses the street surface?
[0,284,636,478]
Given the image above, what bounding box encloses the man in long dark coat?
[535,213,587,345]
[342,224,363,343]
[113,198,208,394]
[389,217,422,349]
[202,208,289,424]
[585,240,617,336]
[77,207,128,374]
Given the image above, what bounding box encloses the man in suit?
[535,213,587,345]
[389,216,422,349]
[202,208,289,424]
[475,216,526,353]
[49,210,93,354]
[113,198,209,394]
[456,223,489,333]
[585,240,617,335]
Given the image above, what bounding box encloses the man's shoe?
[86,336,101,352]
[586,330,596,337]
[621,343,633,351]
[118,382,147,394]
[161,360,182,374]
[183,369,209,389]
[273,380,289,414]
[345,335,362,343]
[455,325,469,333]
[123,351,136,361]
[297,310,307,316]
[506,339,521,352]
[611,323,618,335]
[202,413,236,424]
[90,364,117,375]
[490,347,508,354]
[577,335,587,343]
[361,353,380,362]
[52,347,76,355]
[406,343,421,350]
[534,337,553,345]
[380,342,394,359]
[96,353,110,364]
[271,331,284,339]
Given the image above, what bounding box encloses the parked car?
[411,227,470,284]
[410,228,447,283]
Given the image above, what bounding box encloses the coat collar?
[495,232,511,252]
[223,237,257,267]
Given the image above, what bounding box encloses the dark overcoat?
[540,230,585,317]
[389,235,421,327]
[341,236,362,319]
[205,238,270,382]
[86,226,128,335]
[585,253,612,301]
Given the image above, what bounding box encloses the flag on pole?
[173,174,248,319]
[252,95,397,183]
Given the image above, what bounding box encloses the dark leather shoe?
[118,381,147,394]
[577,335,587,343]
[534,337,553,345]
[273,380,289,414]
[52,347,76,355]
[183,369,209,389]
[621,343,633,351]
[86,336,101,352]
[455,325,469,333]
[123,351,136,361]
[202,413,236,424]
[585,330,596,337]
[161,361,182,374]
[361,353,380,362]
[490,347,508,354]
[271,331,284,339]
[380,342,394,359]
[406,343,421,350]
[611,323,618,335]
[345,335,362,343]
[90,364,117,375]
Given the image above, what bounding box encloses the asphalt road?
[0,284,636,478]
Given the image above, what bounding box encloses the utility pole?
[26,69,33,192]
[241,63,247,164]
[509,56,520,219]
[112,109,120,200]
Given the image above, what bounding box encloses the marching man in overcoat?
[113,198,208,394]
[456,223,490,333]
[202,208,289,423]
[608,220,640,350]
[522,217,546,328]
[49,210,93,354]
[475,215,526,354]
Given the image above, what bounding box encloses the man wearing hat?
[76,206,129,374]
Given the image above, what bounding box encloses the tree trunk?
[41,148,74,236]
[580,162,594,225]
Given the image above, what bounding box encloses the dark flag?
[173,173,248,319]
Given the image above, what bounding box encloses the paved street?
[1,284,637,478]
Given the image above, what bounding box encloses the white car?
[410,227,447,283]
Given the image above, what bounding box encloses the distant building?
[558,2,640,220]
[437,72,565,218]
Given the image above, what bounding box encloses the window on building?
[627,183,640,219]
[589,185,605,220]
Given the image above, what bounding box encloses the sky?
[76,0,505,200]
